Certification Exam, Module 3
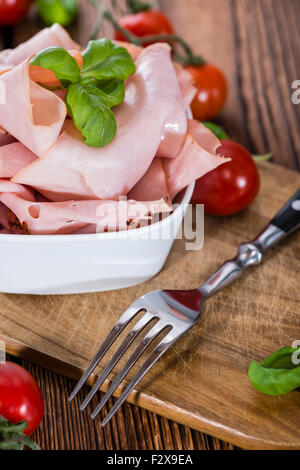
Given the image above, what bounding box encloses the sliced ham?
[0,179,35,201]
[187,120,221,154]
[114,41,196,118]
[129,120,228,201]
[0,23,80,66]
[0,180,36,232]
[0,202,10,231]
[0,65,12,74]
[0,127,15,147]
[14,43,187,201]
[0,142,37,178]
[0,60,66,156]
[0,193,170,235]
[164,120,230,199]
[0,26,231,237]
[173,63,196,111]
[128,158,171,202]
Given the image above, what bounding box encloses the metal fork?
[69,189,300,426]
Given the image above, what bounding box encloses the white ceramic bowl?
[0,183,194,295]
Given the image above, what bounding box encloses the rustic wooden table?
[2,0,300,450]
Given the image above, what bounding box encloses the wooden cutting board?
[0,161,299,450]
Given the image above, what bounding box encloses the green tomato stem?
[126,0,152,13]
[203,122,273,161]
[0,415,40,450]
[87,0,141,45]
[90,10,104,41]
[86,0,205,65]
[252,152,273,162]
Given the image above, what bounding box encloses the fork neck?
[198,223,285,299]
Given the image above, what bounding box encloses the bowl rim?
[0,182,195,243]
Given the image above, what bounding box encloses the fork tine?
[101,330,179,427]
[80,311,156,411]
[91,322,170,419]
[68,303,144,402]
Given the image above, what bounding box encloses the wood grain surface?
[1,0,300,451]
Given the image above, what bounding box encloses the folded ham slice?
[0,179,36,233]
[0,60,66,156]
[0,202,10,231]
[0,193,170,235]
[0,23,80,66]
[0,127,15,147]
[164,120,230,199]
[114,41,196,118]
[172,63,196,111]
[128,120,228,201]
[14,43,187,201]
[128,158,171,202]
[0,142,37,178]
[0,179,35,201]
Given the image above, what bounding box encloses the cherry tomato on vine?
[185,64,227,120]
[0,361,44,436]
[115,10,174,46]
[0,0,31,25]
[192,140,260,216]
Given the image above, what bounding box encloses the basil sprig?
[30,39,136,148]
[248,346,300,396]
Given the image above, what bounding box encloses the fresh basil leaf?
[66,82,117,148]
[248,347,300,396]
[30,46,80,87]
[80,78,125,108]
[81,39,136,81]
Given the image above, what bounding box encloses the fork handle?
[200,189,300,298]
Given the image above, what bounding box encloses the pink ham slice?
[0,193,170,235]
[0,60,66,156]
[128,158,171,202]
[0,142,37,178]
[0,180,36,233]
[164,120,230,199]
[0,127,15,147]
[0,23,80,66]
[14,43,187,201]
[115,41,196,119]
[187,119,221,154]
[172,63,196,111]
[0,202,10,231]
[129,120,228,201]
[0,179,35,201]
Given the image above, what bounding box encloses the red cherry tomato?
[0,0,31,25]
[192,140,260,216]
[185,64,227,120]
[115,10,174,47]
[0,361,44,436]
